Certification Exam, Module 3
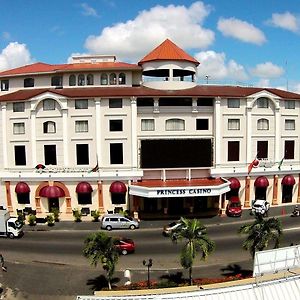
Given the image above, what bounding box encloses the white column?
[30,110,37,166]
[1,103,7,168]
[131,97,138,169]
[214,97,221,166]
[62,109,69,166]
[95,98,102,166]
[275,108,280,162]
[246,106,252,163]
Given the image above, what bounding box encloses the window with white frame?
[43,99,55,111]
[101,73,108,85]
[166,118,185,131]
[78,74,85,86]
[1,79,9,91]
[227,98,240,108]
[285,119,295,130]
[75,120,88,132]
[75,99,88,109]
[13,122,25,134]
[69,75,76,86]
[87,74,94,85]
[51,76,62,87]
[228,119,240,130]
[257,97,269,108]
[257,118,269,130]
[13,102,25,112]
[109,73,117,85]
[285,100,295,109]
[43,121,56,133]
[118,73,126,85]
[141,119,155,131]
[24,77,34,88]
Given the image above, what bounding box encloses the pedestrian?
[0,253,7,271]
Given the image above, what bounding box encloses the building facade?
[0,39,299,220]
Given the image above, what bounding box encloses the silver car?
[101,214,139,231]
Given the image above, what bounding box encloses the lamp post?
[143,258,153,288]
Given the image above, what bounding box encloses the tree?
[83,231,119,290]
[238,215,282,259]
[170,218,215,285]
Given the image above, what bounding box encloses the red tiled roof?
[1,85,300,102]
[131,178,226,188]
[0,62,141,77]
[139,39,199,66]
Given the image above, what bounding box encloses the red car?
[114,238,135,255]
[226,196,242,217]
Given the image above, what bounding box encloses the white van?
[101,214,139,231]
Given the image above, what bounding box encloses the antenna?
[205,75,210,84]
[286,60,289,91]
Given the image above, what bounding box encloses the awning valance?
[282,175,295,186]
[76,182,93,193]
[109,181,127,194]
[254,176,269,188]
[228,177,241,189]
[15,182,30,194]
[39,186,65,198]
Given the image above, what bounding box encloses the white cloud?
[195,50,248,81]
[250,62,284,78]
[257,78,271,87]
[217,17,266,45]
[80,3,98,17]
[267,12,299,32]
[0,42,33,71]
[292,83,300,93]
[84,1,214,62]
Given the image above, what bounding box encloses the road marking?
[283,227,300,232]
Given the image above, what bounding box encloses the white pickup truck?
[251,199,270,216]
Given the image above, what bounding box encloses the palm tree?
[83,231,119,290]
[170,217,215,285]
[238,214,282,259]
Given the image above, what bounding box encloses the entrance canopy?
[110,181,127,194]
[76,182,93,193]
[130,178,230,198]
[282,175,295,186]
[39,185,65,198]
[254,176,269,188]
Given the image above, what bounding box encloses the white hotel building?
[0,39,299,220]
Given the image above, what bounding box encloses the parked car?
[101,214,139,231]
[251,199,270,216]
[226,196,242,217]
[162,221,182,236]
[114,237,135,255]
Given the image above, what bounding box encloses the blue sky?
[1,0,300,91]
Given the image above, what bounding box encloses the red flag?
[248,158,259,174]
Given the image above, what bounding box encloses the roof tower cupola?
[138,39,199,90]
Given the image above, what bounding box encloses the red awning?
[228,177,241,189]
[76,182,93,193]
[254,176,269,188]
[15,182,30,194]
[282,175,295,186]
[39,186,65,198]
[109,181,127,194]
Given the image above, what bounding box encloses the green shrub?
[17,212,25,226]
[72,209,82,222]
[46,214,55,226]
[156,280,178,288]
[50,208,60,222]
[27,214,36,226]
[91,210,100,222]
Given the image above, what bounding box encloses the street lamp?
[143,258,153,288]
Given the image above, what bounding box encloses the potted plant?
[72,209,82,222]
[46,214,55,226]
[27,214,36,226]
[50,208,60,222]
[91,210,100,222]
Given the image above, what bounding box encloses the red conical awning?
[76,182,93,194]
[39,186,65,198]
[15,182,30,194]
[109,181,127,194]
[282,175,295,186]
[254,176,269,188]
[228,177,241,189]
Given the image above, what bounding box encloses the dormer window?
[24,78,34,88]
[87,74,94,85]
[51,76,62,87]
[69,75,76,86]
[257,97,269,108]
[78,74,85,86]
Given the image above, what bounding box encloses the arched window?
[24,78,34,88]
[87,74,94,85]
[257,97,269,108]
[78,74,85,86]
[109,73,117,85]
[69,75,76,86]
[43,121,56,133]
[101,73,108,85]
[118,73,126,85]
[43,99,55,111]
[165,118,185,131]
[257,118,269,130]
